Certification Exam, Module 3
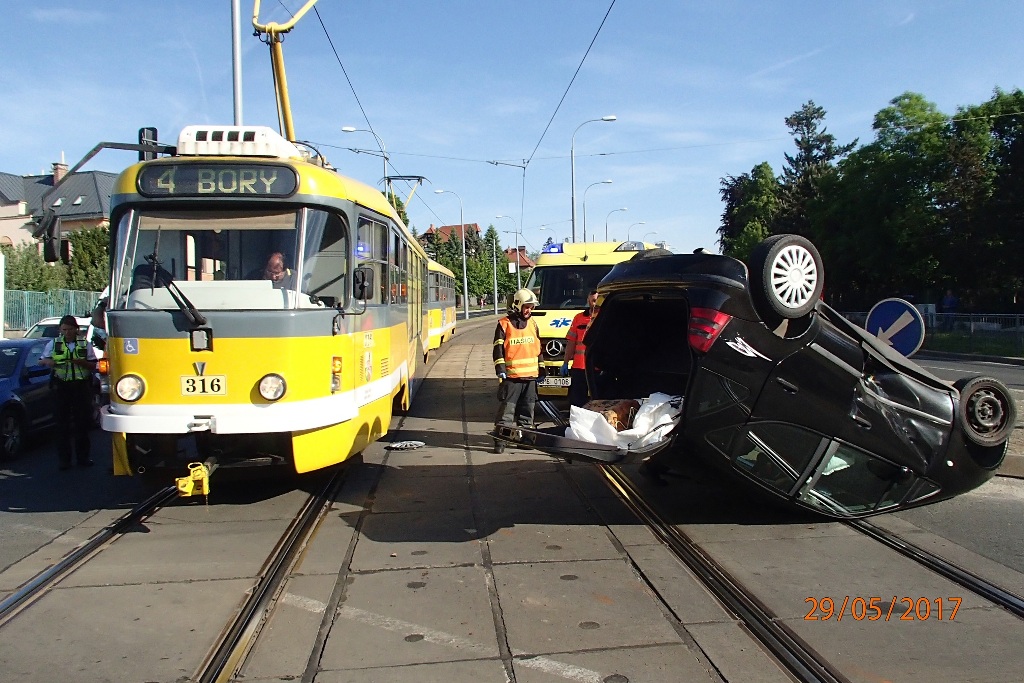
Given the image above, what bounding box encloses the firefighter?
[492,288,545,453]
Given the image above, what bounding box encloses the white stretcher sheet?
[565,392,683,449]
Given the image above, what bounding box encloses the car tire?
[0,408,25,460]
[749,234,824,321]
[954,376,1017,447]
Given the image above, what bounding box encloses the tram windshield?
[111,208,350,311]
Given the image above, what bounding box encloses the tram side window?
[356,216,388,304]
[429,272,440,303]
[303,210,348,307]
[400,241,409,304]
[390,230,402,304]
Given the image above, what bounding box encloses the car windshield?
[25,323,88,340]
[0,347,21,378]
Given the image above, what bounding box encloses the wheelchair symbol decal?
[123,338,139,354]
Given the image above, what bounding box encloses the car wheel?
[0,408,25,459]
[954,376,1017,447]
[749,234,824,320]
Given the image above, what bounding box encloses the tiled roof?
[23,170,117,221]
[425,223,480,243]
[0,173,25,203]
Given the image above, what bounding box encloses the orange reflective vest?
[497,317,541,378]
[566,310,592,369]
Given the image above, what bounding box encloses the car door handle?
[774,377,798,394]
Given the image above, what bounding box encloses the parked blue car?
[0,338,56,459]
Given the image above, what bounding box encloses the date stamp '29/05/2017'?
[804,596,962,621]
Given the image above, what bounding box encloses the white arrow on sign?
[876,310,916,346]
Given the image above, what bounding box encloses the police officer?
[561,289,598,407]
[492,288,545,453]
[41,315,97,470]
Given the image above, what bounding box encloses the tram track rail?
[191,467,346,683]
[0,485,179,629]
[593,456,1024,683]
[848,518,1024,619]
[598,464,852,683]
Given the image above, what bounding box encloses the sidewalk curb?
[915,350,1024,366]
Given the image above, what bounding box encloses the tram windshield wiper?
[142,227,208,327]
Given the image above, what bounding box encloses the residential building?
[0,162,116,246]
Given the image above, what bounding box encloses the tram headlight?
[258,374,286,401]
[115,374,145,402]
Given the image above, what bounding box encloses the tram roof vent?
[176,125,303,159]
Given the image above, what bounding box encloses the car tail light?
[97,358,109,375]
[688,308,732,353]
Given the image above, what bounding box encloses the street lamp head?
[341,126,357,133]
[601,115,617,122]
[434,189,445,194]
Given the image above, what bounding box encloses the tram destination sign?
[137,163,298,198]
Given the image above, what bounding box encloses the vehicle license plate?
[539,376,571,387]
[180,375,227,395]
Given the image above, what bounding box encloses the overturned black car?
[494,235,1017,519]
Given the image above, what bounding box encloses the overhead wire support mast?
[252,0,321,141]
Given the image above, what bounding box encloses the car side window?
[799,443,918,515]
[733,423,826,494]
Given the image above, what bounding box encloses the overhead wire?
[306,4,448,227]
[523,0,618,167]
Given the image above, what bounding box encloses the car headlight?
[115,375,145,402]
[258,374,286,401]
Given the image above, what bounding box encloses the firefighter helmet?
[509,288,538,315]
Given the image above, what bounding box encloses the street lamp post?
[582,180,612,243]
[495,215,520,289]
[626,221,646,240]
[605,207,627,241]
[642,231,658,244]
[342,126,390,204]
[570,116,616,243]
[434,189,470,321]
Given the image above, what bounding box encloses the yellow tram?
[99,125,428,485]
[425,259,457,356]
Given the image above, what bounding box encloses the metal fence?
[843,311,1024,357]
[4,289,104,332]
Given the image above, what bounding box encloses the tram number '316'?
[181,375,227,396]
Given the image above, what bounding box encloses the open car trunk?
[493,290,692,463]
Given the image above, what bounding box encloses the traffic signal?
[138,127,159,161]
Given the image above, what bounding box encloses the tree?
[1,242,68,291]
[777,101,857,240]
[66,224,110,291]
[387,191,410,228]
[718,162,779,259]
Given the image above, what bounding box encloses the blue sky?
[3,1,1023,254]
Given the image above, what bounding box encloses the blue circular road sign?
[865,298,925,357]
